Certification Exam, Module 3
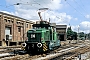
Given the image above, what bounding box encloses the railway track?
[0,46,21,54]
[0,46,22,60]
[0,40,89,60]
[32,40,90,60]
[0,46,21,49]
[64,41,90,60]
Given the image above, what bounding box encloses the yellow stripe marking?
[43,46,47,50]
[43,43,48,51]
[43,44,47,48]
[43,49,46,51]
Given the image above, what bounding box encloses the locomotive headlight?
[37,43,42,48]
[21,43,27,47]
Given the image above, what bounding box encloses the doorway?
[58,34,64,41]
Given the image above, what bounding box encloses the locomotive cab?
[23,21,51,53]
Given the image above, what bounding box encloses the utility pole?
[77,25,80,42]
[87,24,88,40]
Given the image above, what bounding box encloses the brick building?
[0,12,34,46]
[50,23,67,41]
[56,25,67,41]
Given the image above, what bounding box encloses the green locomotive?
[21,12,60,53]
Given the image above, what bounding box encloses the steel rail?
[64,46,90,60]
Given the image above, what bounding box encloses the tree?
[73,32,77,40]
[79,32,84,38]
[67,26,77,40]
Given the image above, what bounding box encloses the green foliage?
[79,32,84,38]
[67,26,77,40]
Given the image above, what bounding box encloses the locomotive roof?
[32,21,51,27]
[33,24,51,27]
[32,21,56,28]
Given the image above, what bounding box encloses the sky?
[0,0,90,33]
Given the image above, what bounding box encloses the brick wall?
[0,15,5,41]
[0,12,34,42]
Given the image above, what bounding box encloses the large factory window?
[29,25,31,28]
[4,19,7,22]
[19,22,20,24]
[11,21,13,23]
[26,24,28,28]
[18,27,21,32]
[8,20,10,23]
[10,27,12,34]
[21,23,23,25]
[17,22,18,24]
